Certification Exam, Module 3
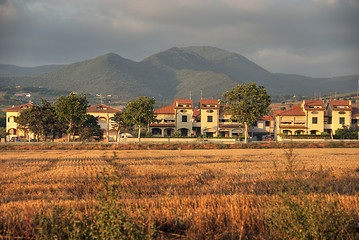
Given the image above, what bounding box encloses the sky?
[0,0,358,78]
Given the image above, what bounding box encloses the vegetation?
[0,148,358,239]
[2,47,358,102]
[54,93,89,141]
[335,126,359,139]
[123,96,156,143]
[112,111,133,142]
[222,83,271,143]
[15,94,102,142]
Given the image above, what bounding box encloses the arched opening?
[8,128,17,135]
[164,128,174,137]
[179,128,189,136]
[283,130,292,135]
[310,130,318,135]
[152,128,162,136]
[295,130,304,135]
[8,116,16,122]
[98,117,107,123]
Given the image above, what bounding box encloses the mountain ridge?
[0,46,358,102]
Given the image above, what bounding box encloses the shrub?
[266,194,358,240]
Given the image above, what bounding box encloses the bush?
[266,194,358,240]
[335,126,359,139]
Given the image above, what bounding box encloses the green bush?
[335,126,359,139]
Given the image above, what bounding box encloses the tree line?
[16,83,271,143]
[16,93,157,142]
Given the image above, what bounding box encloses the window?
[182,115,187,122]
[253,121,258,127]
[339,117,345,125]
[265,121,270,126]
[207,116,213,122]
[312,117,318,124]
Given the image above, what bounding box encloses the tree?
[112,111,132,142]
[54,93,89,141]
[16,100,66,141]
[78,114,102,141]
[16,106,41,140]
[123,96,156,143]
[222,83,271,143]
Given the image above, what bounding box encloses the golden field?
[1,148,359,239]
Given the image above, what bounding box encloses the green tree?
[54,93,89,141]
[222,83,271,143]
[16,105,42,140]
[112,111,132,142]
[124,96,156,143]
[78,114,102,141]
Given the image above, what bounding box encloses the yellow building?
[3,103,35,141]
[200,99,220,137]
[150,105,175,137]
[87,103,121,142]
[174,99,194,136]
[326,100,352,134]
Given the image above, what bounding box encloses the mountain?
[0,46,358,102]
[0,64,64,77]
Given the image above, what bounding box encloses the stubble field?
[1,148,359,239]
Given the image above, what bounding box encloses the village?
[4,96,359,143]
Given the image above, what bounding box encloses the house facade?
[274,100,359,141]
[86,104,121,142]
[3,103,121,142]
[3,103,35,141]
[150,99,273,138]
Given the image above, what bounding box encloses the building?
[3,103,121,142]
[274,99,359,141]
[150,99,273,138]
[3,103,35,141]
[87,103,121,142]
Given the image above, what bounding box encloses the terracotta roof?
[154,105,175,114]
[260,116,274,121]
[352,107,359,116]
[3,103,35,112]
[193,109,200,117]
[274,105,305,116]
[303,100,325,110]
[200,99,220,109]
[329,100,352,110]
[174,99,193,109]
[149,123,175,127]
[87,104,121,113]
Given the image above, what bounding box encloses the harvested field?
[1,148,358,239]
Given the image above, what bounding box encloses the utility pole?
[200,90,203,99]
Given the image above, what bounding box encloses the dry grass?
[1,148,358,239]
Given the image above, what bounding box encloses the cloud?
[0,0,358,77]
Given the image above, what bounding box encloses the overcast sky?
[0,0,358,77]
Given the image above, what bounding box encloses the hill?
[0,46,358,103]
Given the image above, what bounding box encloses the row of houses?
[3,99,359,142]
[274,100,359,140]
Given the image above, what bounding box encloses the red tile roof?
[154,105,175,114]
[87,104,121,113]
[274,105,305,116]
[260,116,274,121]
[329,100,352,110]
[200,99,220,109]
[193,109,200,117]
[3,103,35,112]
[303,100,325,110]
[174,99,193,109]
